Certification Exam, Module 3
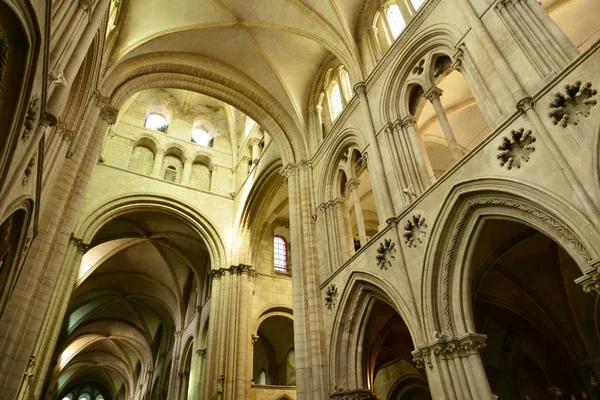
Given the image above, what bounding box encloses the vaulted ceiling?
[108,0,369,134]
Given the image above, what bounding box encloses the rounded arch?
[254,306,294,335]
[164,143,187,160]
[422,178,600,339]
[74,194,227,269]
[133,134,159,153]
[328,271,424,391]
[379,24,462,123]
[99,53,306,164]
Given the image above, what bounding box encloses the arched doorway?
[470,219,600,399]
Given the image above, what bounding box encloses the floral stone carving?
[22,95,40,142]
[497,128,536,170]
[324,284,338,311]
[403,215,427,248]
[376,239,396,270]
[549,81,597,127]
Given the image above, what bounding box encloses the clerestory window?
[386,4,406,39]
[330,84,343,119]
[144,113,168,133]
[274,236,287,272]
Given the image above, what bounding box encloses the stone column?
[182,158,193,185]
[333,198,353,260]
[202,270,223,400]
[398,117,433,191]
[98,128,115,164]
[335,68,349,106]
[250,139,261,165]
[195,348,207,399]
[346,180,368,247]
[367,26,383,60]
[316,203,333,273]
[234,266,251,400]
[378,5,394,44]
[314,104,324,144]
[354,83,397,225]
[152,149,165,177]
[412,333,493,400]
[0,94,115,399]
[424,87,463,161]
[47,0,111,117]
[281,162,328,400]
[167,331,184,400]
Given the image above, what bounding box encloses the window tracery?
[330,83,343,119]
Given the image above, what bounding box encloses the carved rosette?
[403,215,427,248]
[548,81,597,127]
[376,239,396,270]
[324,284,338,311]
[497,128,536,170]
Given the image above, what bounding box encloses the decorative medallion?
[324,284,338,311]
[403,215,427,248]
[376,239,396,270]
[549,81,597,127]
[497,128,536,170]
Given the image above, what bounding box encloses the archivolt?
[378,24,461,123]
[422,178,600,340]
[328,271,423,391]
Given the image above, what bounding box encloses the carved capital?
[575,260,600,294]
[345,179,360,192]
[424,86,443,102]
[48,70,67,86]
[70,234,91,254]
[100,105,119,124]
[197,348,207,358]
[174,330,184,338]
[329,388,374,400]
[426,332,487,360]
[516,96,535,113]
[353,82,367,97]
[280,163,297,182]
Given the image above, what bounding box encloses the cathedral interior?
[0,0,600,399]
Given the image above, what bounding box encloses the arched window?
[144,113,168,132]
[411,0,425,10]
[257,369,267,385]
[329,83,343,120]
[191,128,211,146]
[274,236,287,272]
[164,165,177,182]
[386,4,406,39]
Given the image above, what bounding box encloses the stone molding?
[575,259,600,294]
[412,332,487,369]
[210,265,257,279]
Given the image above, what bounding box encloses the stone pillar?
[335,68,349,106]
[412,333,493,400]
[424,87,463,161]
[353,83,397,226]
[333,198,353,260]
[152,149,165,177]
[202,270,223,400]
[367,26,383,60]
[346,180,368,247]
[398,117,433,191]
[234,266,251,400]
[182,159,193,184]
[98,127,115,164]
[47,0,112,117]
[0,94,115,399]
[167,331,184,400]
[314,104,324,144]
[250,139,261,165]
[316,203,333,273]
[281,162,328,400]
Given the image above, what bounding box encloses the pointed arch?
[422,178,600,340]
[328,271,424,392]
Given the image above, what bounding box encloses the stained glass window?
[386,5,406,39]
[330,84,343,119]
[274,236,287,272]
